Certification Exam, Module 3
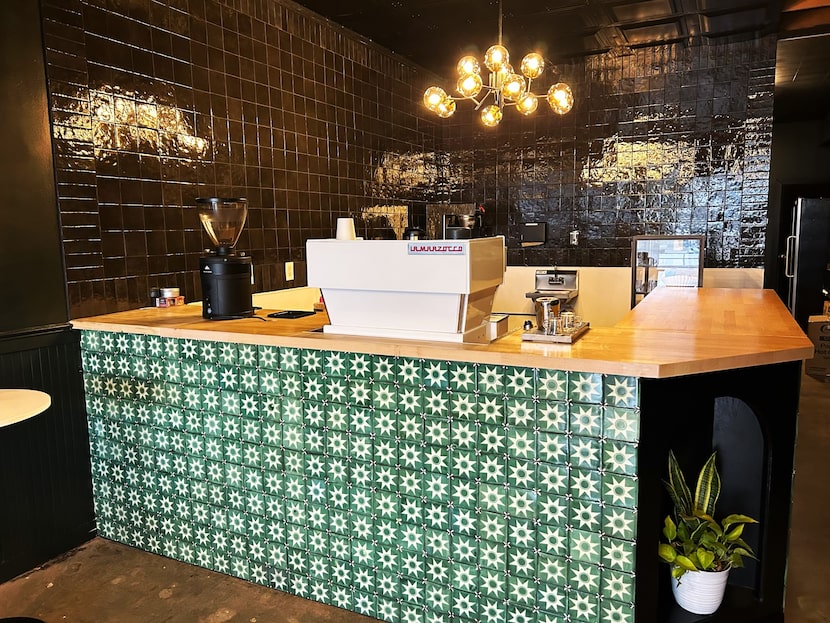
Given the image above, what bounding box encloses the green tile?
[571,500,602,532]
[477,511,507,543]
[507,604,536,623]
[477,365,504,395]
[301,348,324,374]
[570,435,602,469]
[603,473,638,508]
[217,342,238,365]
[450,393,477,421]
[538,463,569,495]
[569,561,601,593]
[375,464,398,491]
[451,479,477,510]
[505,366,535,397]
[537,524,567,555]
[507,517,535,548]
[448,362,477,392]
[506,428,535,459]
[423,360,449,388]
[604,406,640,442]
[400,602,422,622]
[603,440,637,475]
[602,536,636,572]
[537,400,568,432]
[451,532,477,559]
[424,529,451,558]
[372,383,396,410]
[570,589,601,623]
[258,370,280,396]
[505,398,535,427]
[507,486,536,518]
[601,568,635,603]
[479,566,507,598]
[479,596,507,623]
[396,357,421,386]
[477,395,504,423]
[507,546,536,578]
[604,374,639,408]
[537,553,567,585]
[569,372,603,404]
[303,401,326,428]
[571,468,603,501]
[323,350,349,377]
[373,355,396,382]
[451,588,478,620]
[424,417,450,446]
[538,431,568,464]
[350,353,373,378]
[239,368,259,392]
[303,374,325,402]
[601,599,636,623]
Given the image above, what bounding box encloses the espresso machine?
[197,197,254,320]
[442,204,486,239]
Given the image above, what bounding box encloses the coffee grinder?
[197,197,254,320]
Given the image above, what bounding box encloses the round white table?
[0,389,51,428]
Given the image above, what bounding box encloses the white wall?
[493,266,765,327]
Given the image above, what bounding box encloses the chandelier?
[422,1,574,127]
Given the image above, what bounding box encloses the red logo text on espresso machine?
[407,243,467,255]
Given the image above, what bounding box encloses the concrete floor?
[0,373,828,623]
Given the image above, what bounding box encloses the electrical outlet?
[285,261,295,281]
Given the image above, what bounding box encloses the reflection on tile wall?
[41,0,439,317]
[430,39,775,267]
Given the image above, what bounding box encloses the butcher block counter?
[72,287,812,378]
[73,287,810,623]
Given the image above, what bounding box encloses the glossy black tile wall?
[42,0,438,317]
[41,0,775,317]
[427,39,776,268]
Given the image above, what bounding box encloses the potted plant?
[657,450,758,615]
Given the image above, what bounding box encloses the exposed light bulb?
[547,82,574,115]
[423,86,448,111]
[484,45,509,72]
[516,92,538,115]
[520,53,544,79]
[456,55,480,77]
[481,105,502,127]
[500,73,526,100]
[457,73,483,98]
[436,98,456,118]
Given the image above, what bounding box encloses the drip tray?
[521,324,589,344]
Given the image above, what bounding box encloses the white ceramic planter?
[671,567,730,615]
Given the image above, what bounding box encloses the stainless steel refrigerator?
[785,197,830,329]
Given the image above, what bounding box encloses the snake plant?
[658,450,758,580]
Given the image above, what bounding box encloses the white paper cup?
[336,218,356,240]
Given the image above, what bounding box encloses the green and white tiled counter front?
[79,330,641,623]
[74,288,812,623]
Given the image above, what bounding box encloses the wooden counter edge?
[71,303,814,379]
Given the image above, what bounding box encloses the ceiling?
[292,0,830,122]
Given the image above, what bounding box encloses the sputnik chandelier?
[423,0,574,127]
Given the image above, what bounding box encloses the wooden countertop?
[71,288,814,378]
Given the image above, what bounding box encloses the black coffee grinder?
[197,197,254,320]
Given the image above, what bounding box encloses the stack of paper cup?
[336,217,356,240]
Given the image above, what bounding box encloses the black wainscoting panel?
[0,328,96,583]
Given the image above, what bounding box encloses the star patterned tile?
[80,330,642,623]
